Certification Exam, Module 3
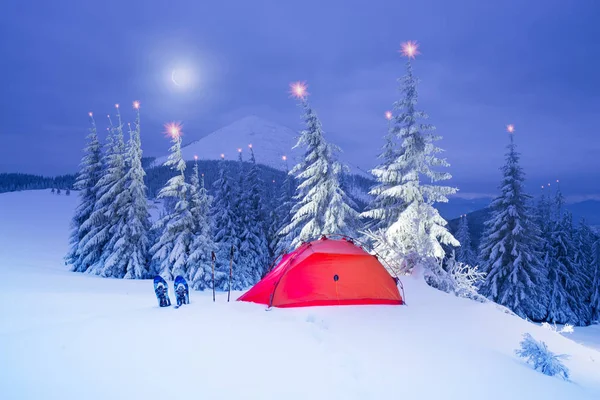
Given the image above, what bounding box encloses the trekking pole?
[211,251,216,302]
[228,245,234,302]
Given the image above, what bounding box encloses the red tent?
[237,237,403,308]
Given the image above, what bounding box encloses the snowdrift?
[0,190,599,400]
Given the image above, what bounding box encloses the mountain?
[448,199,600,252]
[437,196,493,221]
[568,200,600,228]
[151,115,303,171]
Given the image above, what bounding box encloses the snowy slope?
[1,190,600,400]
[151,115,303,171]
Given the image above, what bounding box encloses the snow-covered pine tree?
[150,123,195,281]
[455,214,477,267]
[65,112,103,272]
[535,186,554,288]
[187,158,218,290]
[279,83,359,249]
[234,148,248,247]
[591,238,600,321]
[478,131,548,321]
[211,155,240,290]
[270,156,295,259]
[237,145,270,284]
[365,42,458,267]
[102,102,151,279]
[81,108,128,276]
[546,201,591,325]
[574,218,595,306]
[362,110,402,231]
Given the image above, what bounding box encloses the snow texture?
[1,190,600,400]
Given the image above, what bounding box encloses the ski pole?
[228,245,234,302]
[211,251,216,302]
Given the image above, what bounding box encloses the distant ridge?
[151,115,303,171]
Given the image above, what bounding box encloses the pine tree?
[362,111,402,231]
[546,201,590,325]
[270,156,295,258]
[211,156,240,290]
[574,218,595,301]
[455,214,476,267]
[150,124,195,281]
[365,43,458,263]
[102,103,151,279]
[279,84,359,248]
[237,145,270,284]
[478,132,548,321]
[535,187,554,286]
[591,238,600,321]
[82,108,128,276]
[187,159,218,290]
[65,112,103,272]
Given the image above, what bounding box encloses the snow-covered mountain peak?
[152,115,302,171]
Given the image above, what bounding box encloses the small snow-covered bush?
[515,333,570,380]
[446,254,486,302]
[362,231,487,302]
[541,322,574,335]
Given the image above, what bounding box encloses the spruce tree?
[150,124,195,280]
[66,112,103,272]
[535,187,554,285]
[103,103,151,279]
[362,110,402,231]
[271,156,295,258]
[455,214,476,267]
[591,238,600,321]
[188,157,203,228]
[574,218,595,299]
[365,43,458,262]
[478,131,548,321]
[82,108,127,276]
[187,158,218,290]
[211,156,240,290]
[237,145,270,284]
[545,187,591,326]
[279,83,359,248]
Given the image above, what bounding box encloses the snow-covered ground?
[151,115,303,171]
[0,190,599,400]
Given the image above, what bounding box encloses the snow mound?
[1,190,600,400]
[151,115,303,171]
